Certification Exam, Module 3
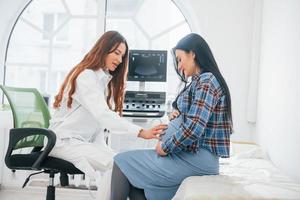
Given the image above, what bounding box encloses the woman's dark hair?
[172,33,232,125]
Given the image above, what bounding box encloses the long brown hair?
[53,30,129,115]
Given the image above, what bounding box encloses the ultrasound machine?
[123,50,167,118]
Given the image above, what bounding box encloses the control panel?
[123,91,166,117]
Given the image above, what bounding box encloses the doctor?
[49,30,167,182]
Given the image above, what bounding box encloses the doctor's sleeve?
[75,70,141,136]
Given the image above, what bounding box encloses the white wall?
[256,0,300,181]
[187,0,258,141]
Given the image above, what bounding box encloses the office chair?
[0,85,83,200]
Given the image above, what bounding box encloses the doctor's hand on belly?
[138,124,168,140]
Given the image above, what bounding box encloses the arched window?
[5,0,191,104]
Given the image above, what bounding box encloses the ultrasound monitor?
[128,50,167,82]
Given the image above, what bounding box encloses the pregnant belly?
[160,115,183,142]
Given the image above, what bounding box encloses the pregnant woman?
[110,33,233,200]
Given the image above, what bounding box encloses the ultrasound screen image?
[128,50,167,82]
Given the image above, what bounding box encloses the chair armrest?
[5,128,56,170]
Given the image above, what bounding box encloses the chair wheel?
[60,173,69,186]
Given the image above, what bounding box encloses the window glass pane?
[64,0,98,16]
[43,13,54,40]
[7,21,48,64]
[106,19,149,49]
[106,0,191,97]
[5,66,47,90]
[5,0,104,98]
[152,23,190,50]
[5,0,191,103]
[21,0,66,30]
[51,18,99,71]
[56,13,69,42]
[135,0,186,38]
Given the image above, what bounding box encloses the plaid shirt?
[161,72,232,158]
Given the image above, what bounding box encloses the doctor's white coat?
[49,68,142,177]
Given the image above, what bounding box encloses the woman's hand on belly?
[168,109,180,120]
[155,141,167,156]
